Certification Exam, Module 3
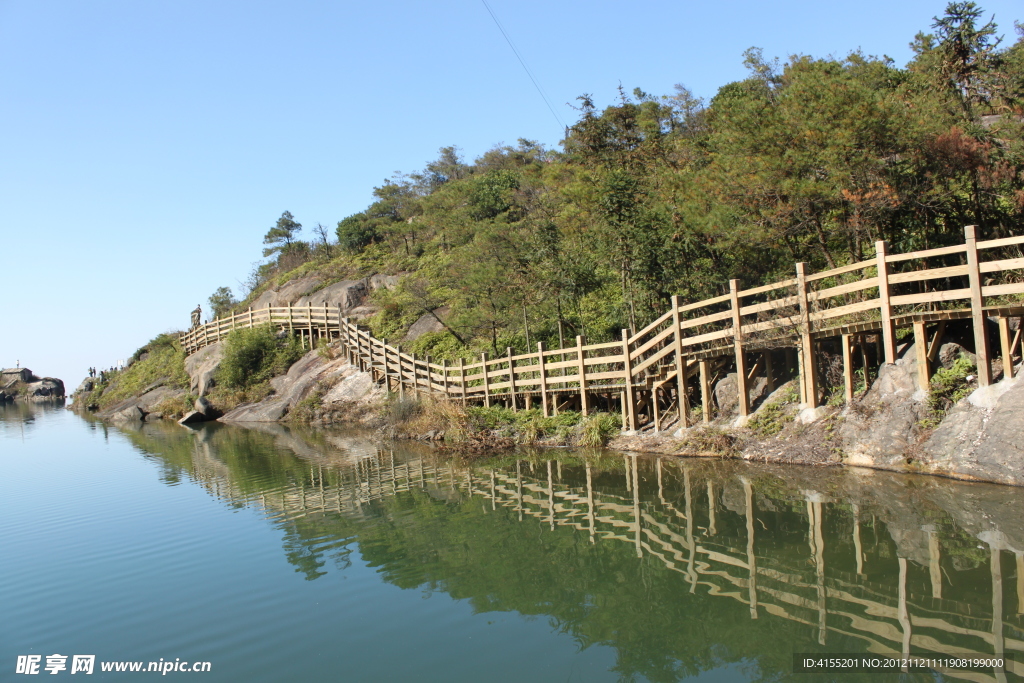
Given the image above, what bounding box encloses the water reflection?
[114,420,1023,681]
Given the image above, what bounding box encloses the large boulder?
[25,378,65,399]
[919,372,1024,485]
[839,348,927,469]
[712,373,768,418]
[403,307,449,341]
[248,274,401,321]
[184,341,224,397]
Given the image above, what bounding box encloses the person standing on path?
[191,304,202,330]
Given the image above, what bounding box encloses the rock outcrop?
[219,348,384,423]
[249,274,400,321]
[1,368,65,401]
[184,341,224,397]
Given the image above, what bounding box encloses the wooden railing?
[181,226,1024,430]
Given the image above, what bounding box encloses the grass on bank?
[207,325,305,411]
[87,334,190,411]
[387,397,621,448]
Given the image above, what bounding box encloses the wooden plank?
[631,325,675,358]
[459,358,466,405]
[738,278,798,297]
[913,321,929,392]
[671,295,689,429]
[885,243,966,263]
[622,330,637,430]
[981,282,1024,298]
[808,298,882,323]
[582,340,624,352]
[631,343,674,376]
[977,234,1024,250]
[739,295,799,317]
[699,359,711,424]
[507,348,517,411]
[582,354,625,367]
[481,353,490,407]
[677,293,731,315]
[679,309,733,331]
[876,241,896,365]
[888,264,969,285]
[927,321,946,362]
[805,258,876,281]
[741,314,803,335]
[796,263,818,408]
[998,317,1014,380]
[630,309,674,344]
[576,336,589,416]
[730,280,749,418]
[680,328,733,347]
[965,225,991,387]
[980,256,1024,274]
[889,288,971,306]
[537,342,549,417]
[809,277,879,301]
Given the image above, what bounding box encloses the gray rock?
[919,373,1024,485]
[713,373,768,418]
[144,412,164,422]
[403,307,449,341]
[839,353,926,469]
[111,405,145,423]
[178,410,207,425]
[938,342,974,370]
[184,341,224,397]
[25,378,65,398]
[194,396,215,416]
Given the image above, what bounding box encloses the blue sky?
[2,0,1021,387]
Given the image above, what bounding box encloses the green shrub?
[217,325,303,390]
[921,354,977,428]
[94,334,189,410]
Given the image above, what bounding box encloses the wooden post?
[442,359,449,397]
[576,336,589,416]
[336,305,343,345]
[763,351,774,394]
[287,302,294,333]
[537,342,549,417]
[795,263,819,408]
[397,345,405,400]
[860,334,870,386]
[307,303,314,347]
[913,321,930,391]
[382,343,391,391]
[323,303,329,342]
[842,334,854,404]
[875,240,896,365]
[507,347,517,412]
[459,358,466,405]
[411,352,419,398]
[998,317,1014,380]
[620,391,628,430]
[248,306,254,330]
[481,353,490,407]
[729,280,749,417]
[652,388,661,432]
[699,359,711,424]
[671,295,689,429]
[621,329,637,431]
[965,225,991,386]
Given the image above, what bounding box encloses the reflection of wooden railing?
[182,226,1024,430]
[187,444,1021,680]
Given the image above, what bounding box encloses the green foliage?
[92,334,190,410]
[263,211,302,258]
[241,10,1024,364]
[922,353,978,427]
[217,325,303,390]
[208,286,238,318]
[747,386,798,438]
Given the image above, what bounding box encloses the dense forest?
[219,3,1024,362]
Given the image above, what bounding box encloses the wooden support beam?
[913,321,929,391]
[998,317,1014,380]
[764,351,775,395]
[442,359,449,397]
[842,334,854,404]
[411,353,420,398]
[730,280,750,417]
[621,329,638,431]
[576,335,589,416]
[699,359,712,424]
[964,225,991,386]
[875,240,896,365]
[859,334,870,388]
[795,263,819,408]
[481,352,490,408]
[671,295,689,429]
[507,347,517,411]
[653,388,661,432]
[927,320,946,363]
[307,303,314,348]
[459,358,466,405]
[537,342,549,417]
[397,345,405,400]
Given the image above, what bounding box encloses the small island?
[0,367,65,402]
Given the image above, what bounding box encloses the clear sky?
[2,0,1021,388]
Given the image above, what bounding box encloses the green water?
[3,402,1022,681]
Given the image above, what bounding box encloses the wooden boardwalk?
[182,226,1024,431]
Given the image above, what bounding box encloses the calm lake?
[3,401,1022,682]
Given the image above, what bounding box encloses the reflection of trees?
[115,420,1024,682]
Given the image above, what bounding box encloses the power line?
[479,0,567,132]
